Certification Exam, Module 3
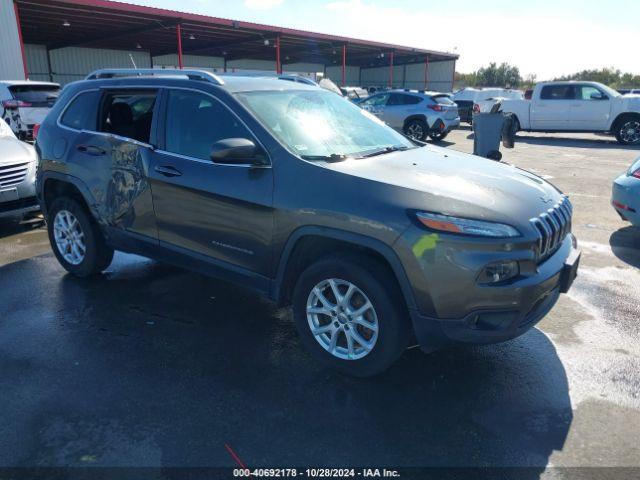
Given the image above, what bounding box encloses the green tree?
[454,62,523,89]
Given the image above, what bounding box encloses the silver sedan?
[0,120,39,220]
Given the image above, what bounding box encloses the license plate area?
[559,250,581,293]
[0,188,19,202]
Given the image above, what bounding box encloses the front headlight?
[416,212,521,238]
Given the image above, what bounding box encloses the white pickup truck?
[500,81,640,145]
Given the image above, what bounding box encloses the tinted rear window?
[60,90,100,131]
[540,85,576,100]
[9,85,60,107]
[431,95,455,105]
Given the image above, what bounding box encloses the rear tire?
[47,196,114,277]
[428,130,449,142]
[292,254,410,377]
[403,119,428,141]
[614,114,640,145]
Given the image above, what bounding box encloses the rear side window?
[402,95,422,105]
[540,85,576,100]
[60,90,100,131]
[164,89,253,161]
[98,91,157,143]
[9,85,60,107]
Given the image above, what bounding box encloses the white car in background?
[0,81,60,141]
[453,87,523,123]
[473,93,525,114]
[0,118,39,220]
[500,81,640,145]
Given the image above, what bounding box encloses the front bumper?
[612,175,640,226]
[396,227,579,352]
[0,160,39,219]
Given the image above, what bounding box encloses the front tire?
[614,115,640,145]
[47,197,114,277]
[292,254,410,377]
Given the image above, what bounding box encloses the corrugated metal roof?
[15,0,458,67]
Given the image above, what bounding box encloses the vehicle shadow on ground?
[610,226,640,268]
[514,134,639,150]
[1,254,572,476]
[0,215,44,240]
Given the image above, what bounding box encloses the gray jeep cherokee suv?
[36,69,580,377]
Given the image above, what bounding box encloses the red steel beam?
[388,51,394,88]
[13,1,29,80]
[341,44,346,86]
[424,56,429,90]
[275,34,281,74]
[451,59,456,91]
[176,22,183,69]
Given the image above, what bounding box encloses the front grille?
[530,196,573,262]
[0,162,29,189]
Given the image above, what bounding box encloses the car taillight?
[473,103,480,113]
[427,104,444,112]
[2,100,32,109]
[33,123,41,139]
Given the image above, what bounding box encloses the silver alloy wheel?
[406,122,424,140]
[53,210,86,265]
[306,278,379,360]
[620,120,640,144]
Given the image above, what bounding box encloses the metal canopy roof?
[15,0,458,67]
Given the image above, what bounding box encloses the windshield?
[9,85,60,107]
[235,89,415,158]
[598,83,621,98]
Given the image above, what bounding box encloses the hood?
[0,136,36,165]
[324,144,564,229]
[619,95,640,109]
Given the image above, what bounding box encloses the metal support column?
[176,23,183,69]
[13,1,29,80]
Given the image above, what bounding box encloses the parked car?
[1,80,60,141]
[617,88,640,95]
[612,157,640,227]
[36,68,580,377]
[473,96,514,114]
[359,89,460,141]
[340,86,369,103]
[500,81,640,145]
[0,117,39,220]
[452,88,523,124]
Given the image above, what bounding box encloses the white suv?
[1,81,60,141]
[359,90,460,142]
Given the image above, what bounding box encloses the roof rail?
[85,68,224,85]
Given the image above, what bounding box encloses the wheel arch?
[402,115,429,130]
[40,172,98,220]
[610,111,640,131]
[272,226,417,314]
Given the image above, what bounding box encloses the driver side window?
[165,90,253,161]
[362,93,390,107]
[579,86,607,101]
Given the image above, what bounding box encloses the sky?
[124,0,640,79]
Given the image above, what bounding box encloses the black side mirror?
[590,92,607,100]
[210,138,267,165]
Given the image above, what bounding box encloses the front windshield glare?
[236,89,415,158]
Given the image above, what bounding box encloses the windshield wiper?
[300,153,348,162]
[359,145,413,158]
